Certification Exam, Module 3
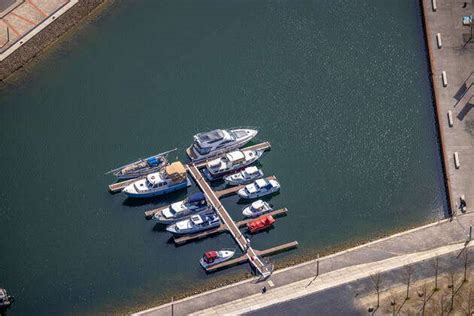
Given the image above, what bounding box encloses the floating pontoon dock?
[186,164,286,278]
[205,241,299,272]
[108,142,272,193]
[172,208,288,244]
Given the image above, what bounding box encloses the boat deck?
[172,208,288,245]
[107,142,271,193]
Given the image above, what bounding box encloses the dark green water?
[0,0,447,314]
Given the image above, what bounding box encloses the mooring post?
[317,253,320,276]
[171,296,174,316]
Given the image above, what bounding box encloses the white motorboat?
[242,200,273,217]
[122,162,191,198]
[186,128,258,162]
[224,166,264,186]
[166,211,221,235]
[202,149,263,181]
[199,248,236,269]
[153,192,211,224]
[238,178,280,199]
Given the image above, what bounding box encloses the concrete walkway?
[422,0,474,212]
[133,213,474,316]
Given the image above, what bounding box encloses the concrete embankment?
[0,0,107,81]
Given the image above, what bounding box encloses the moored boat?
[238,178,280,200]
[0,288,14,310]
[122,162,191,198]
[153,192,211,224]
[247,215,275,233]
[199,248,236,269]
[186,128,258,162]
[202,149,263,181]
[242,200,273,217]
[106,149,176,180]
[166,211,221,235]
[224,166,264,186]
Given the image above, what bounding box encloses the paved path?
[422,0,474,212]
[133,213,474,316]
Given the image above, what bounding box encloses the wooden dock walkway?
[205,241,299,272]
[172,208,288,244]
[186,164,273,277]
[107,142,272,193]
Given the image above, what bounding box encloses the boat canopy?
[245,166,259,175]
[255,179,268,188]
[226,151,245,163]
[188,192,206,204]
[147,156,160,167]
[196,129,226,144]
[251,200,266,209]
[191,215,204,225]
[165,162,186,180]
[204,251,218,259]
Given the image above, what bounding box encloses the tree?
[433,256,440,291]
[404,265,413,300]
[370,272,382,308]
[449,270,457,311]
[418,283,429,316]
[463,247,470,283]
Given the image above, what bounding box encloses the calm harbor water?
[0,0,446,314]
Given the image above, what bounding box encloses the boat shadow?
[121,189,190,208]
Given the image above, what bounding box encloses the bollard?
[436,33,442,48]
[454,152,460,169]
[448,111,454,127]
[432,0,437,11]
[442,71,448,87]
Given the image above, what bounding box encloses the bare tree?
[389,292,397,316]
[433,256,440,291]
[418,283,429,316]
[370,272,382,308]
[404,265,413,300]
[463,247,470,283]
[449,270,457,311]
[438,293,448,316]
[460,285,474,315]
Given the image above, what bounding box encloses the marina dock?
[205,241,299,272]
[108,142,272,193]
[172,208,288,244]
[186,164,275,277]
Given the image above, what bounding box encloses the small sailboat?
[166,211,221,235]
[202,149,263,181]
[199,249,236,269]
[153,192,211,224]
[238,178,280,200]
[247,215,275,233]
[106,149,176,180]
[122,162,191,198]
[242,200,273,217]
[186,128,258,162]
[224,166,264,186]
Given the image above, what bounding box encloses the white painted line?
[436,33,442,48]
[448,110,454,127]
[267,280,275,287]
[0,0,79,62]
[442,71,448,87]
[454,152,460,169]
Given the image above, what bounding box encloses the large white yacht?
[202,149,263,181]
[186,128,258,162]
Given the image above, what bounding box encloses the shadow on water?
[121,189,190,208]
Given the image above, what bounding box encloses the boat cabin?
[193,129,234,155]
[244,166,259,176]
[191,215,204,226]
[255,179,270,189]
[251,200,266,211]
[203,251,218,263]
[162,162,187,182]
[187,192,207,206]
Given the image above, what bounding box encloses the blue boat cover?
[188,192,206,203]
[147,157,159,167]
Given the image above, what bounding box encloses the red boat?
[247,215,275,233]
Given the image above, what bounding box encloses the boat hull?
[224,170,264,186]
[124,178,191,199]
[238,187,280,200]
[153,206,212,224]
[167,221,221,235]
